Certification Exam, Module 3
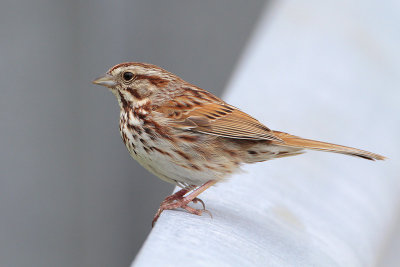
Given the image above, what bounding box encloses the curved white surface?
[133,1,400,266]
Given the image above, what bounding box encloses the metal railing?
[133,1,399,266]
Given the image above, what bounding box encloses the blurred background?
[0,0,267,266]
[1,0,399,267]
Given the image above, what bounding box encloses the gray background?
[0,0,267,266]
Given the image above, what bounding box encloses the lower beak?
[92,74,117,87]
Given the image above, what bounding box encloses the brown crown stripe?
[109,62,134,72]
[109,62,165,72]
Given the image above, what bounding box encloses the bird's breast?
[118,109,244,186]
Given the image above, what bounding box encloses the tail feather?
[272,131,385,161]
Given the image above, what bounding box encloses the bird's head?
[93,62,179,108]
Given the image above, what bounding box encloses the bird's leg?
[161,186,194,203]
[152,180,217,227]
[160,185,205,210]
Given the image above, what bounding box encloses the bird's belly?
[120,126,231,186]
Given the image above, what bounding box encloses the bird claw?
[152,181,217,227]
[152,197,210,227]
[181,204,212,218]
[191,197,206,210]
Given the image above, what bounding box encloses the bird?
[93,62,385,226]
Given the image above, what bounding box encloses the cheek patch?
[126,87,152,100]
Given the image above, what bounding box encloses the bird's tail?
[272,131,385,161]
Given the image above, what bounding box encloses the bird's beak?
[92,74,117,88]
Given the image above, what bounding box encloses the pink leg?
[162,186,193,202]
[160,186,204,208]
[152,180,217,227]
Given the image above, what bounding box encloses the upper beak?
[92,74,117,87]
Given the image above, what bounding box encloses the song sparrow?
[93,62,385,226]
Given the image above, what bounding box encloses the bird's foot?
[152,195,208,227]
[152,181,217,227]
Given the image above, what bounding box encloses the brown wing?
[155,91,282,142]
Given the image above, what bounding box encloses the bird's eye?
[123,71,134,81]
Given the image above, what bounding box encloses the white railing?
[133,1,400,266]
